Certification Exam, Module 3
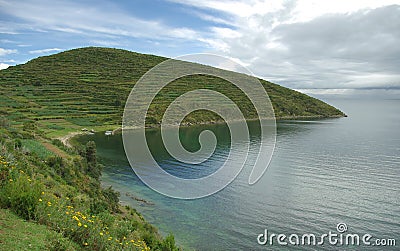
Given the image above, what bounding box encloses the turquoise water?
[77,98,399,250]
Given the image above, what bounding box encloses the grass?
[0,47,346,250]
[0,127,179,250]
[0,47,345,138]
[21,139,54,159]
[0,208,79,251]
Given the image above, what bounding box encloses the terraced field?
[0,47,345,137]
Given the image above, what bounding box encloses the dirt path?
[41,142,69,158]
[57,131,85,148]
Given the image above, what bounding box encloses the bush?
[159,234,179,251]
[0,116,10,128]
[23,120,37,132]
[0,160,43,220]
[14,139,22,149]
[102,186,120,212]
[85,141,102,179]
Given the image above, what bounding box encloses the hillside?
[0,47,344,250]
[0,47,344,138]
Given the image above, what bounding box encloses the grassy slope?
[0,128,178,250]
[0,47,345,138]
[0,47,344,250]
[0,208,79,251]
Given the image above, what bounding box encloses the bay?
[76,98,400,250]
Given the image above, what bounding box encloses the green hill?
[0,47,344,137]
[0,47,344,250]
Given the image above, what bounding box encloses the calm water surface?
[77,98,400,250]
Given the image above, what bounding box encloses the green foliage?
[0,208,80,251]
[85,141,102,179]
[14,138,22,149]
[159,234,179,251]
[0,160,44,220]
[0,125,180,250]
[46,155,70,180]
[102,186,120,212]
[0,47,344,138]
[21,139,54,159]
[23,120,37,131]
[0,46,342,250]
[0,116,10,128]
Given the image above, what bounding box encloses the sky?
[1,0,400,97]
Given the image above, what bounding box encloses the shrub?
[0,116,10,128]
[0,159,43,220]
[102,186,120,212]
[159,234,179,251]
[85,141,102,179]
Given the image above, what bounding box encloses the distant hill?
[0,47,345,136]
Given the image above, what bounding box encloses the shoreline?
[57,114,346,148]
[57,131,88,147]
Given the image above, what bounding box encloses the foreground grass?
[0,124,179,250]
[0,208,79,251]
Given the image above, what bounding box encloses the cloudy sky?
[1,0,399,96]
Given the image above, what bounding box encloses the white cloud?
[2,0,399,92]
[0,39,16,44]
[288,0,400,23]
[189,10,235,26]
[297,88,400,98]
[0,0,202,42]
[176,1,400,90]
[0,48,17,56]
[172,0,400,22]
[169,0,284,18]
[29,48,63,54]
[296,89,355,95]
[90,40,125,47]
[0,63,10,70]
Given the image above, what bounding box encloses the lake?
[76,98,399,250]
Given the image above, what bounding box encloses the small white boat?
[105,131,112,136]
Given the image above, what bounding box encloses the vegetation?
[0,208,80,250]
[0,47,344,250]
[0,47,344,137]
[0,126,178,250]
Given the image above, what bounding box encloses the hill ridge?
[0,47,345,137]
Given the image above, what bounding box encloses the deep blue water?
[77,98,399,250]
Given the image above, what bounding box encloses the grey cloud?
[274,5,400,63]
[224,5,400,91]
